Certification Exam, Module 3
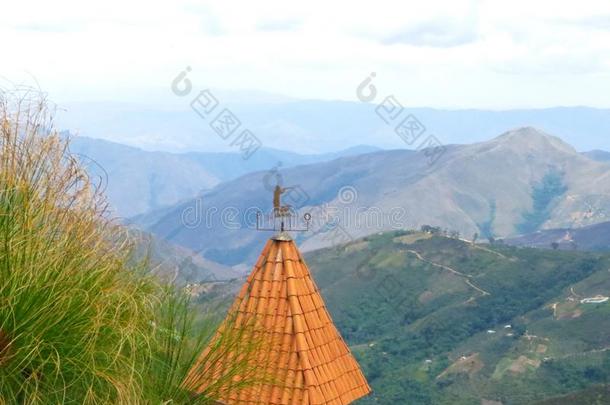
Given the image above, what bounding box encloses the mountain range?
[132,127,610,267]
[56,101,610,154]
[67,134,377,217]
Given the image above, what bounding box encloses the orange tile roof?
[184,237,371,404]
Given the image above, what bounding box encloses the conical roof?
[184,237,371,404]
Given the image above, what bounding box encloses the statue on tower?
[273,184,293,217]
[255,183,310,232]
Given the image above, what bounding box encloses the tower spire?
[184,238,371,404]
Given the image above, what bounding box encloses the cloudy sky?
[2,0,610,109]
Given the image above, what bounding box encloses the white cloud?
[381,19,479,48]
[1,0,609,108]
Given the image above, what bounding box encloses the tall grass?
[0,89,260,404]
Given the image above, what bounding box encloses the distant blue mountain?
[56,101,610,153]
[584,149,610,162]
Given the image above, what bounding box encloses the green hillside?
[196,230,610,404]
[534,385,610,404]
[305,231,610,404]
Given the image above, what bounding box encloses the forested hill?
[197,231,610,404]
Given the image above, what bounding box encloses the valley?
[78,124,610,403]
[58,127,610,403]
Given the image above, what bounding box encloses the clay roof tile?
[184,238,371,404]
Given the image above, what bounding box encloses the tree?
[551,242,559,250]
[472,232,479,244]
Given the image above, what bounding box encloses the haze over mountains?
[68,135,377,217]
[131,127,610,268]
[57,101,610,154]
